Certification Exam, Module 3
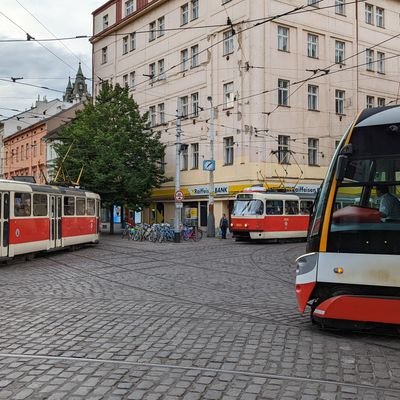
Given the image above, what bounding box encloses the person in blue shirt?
[376,184,400,220]
[219,214,229,239]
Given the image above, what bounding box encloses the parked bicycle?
[182,226,203,241]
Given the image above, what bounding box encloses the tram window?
[87,199,96,215]
[33,194,48,216]
[76,197,86,216]
[266,200,283,215]
[14,193,31,217]
[300,200,313,215]
[64,196,75,216]
[285,200,299,215]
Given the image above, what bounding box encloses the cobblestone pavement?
[0,235,399,399]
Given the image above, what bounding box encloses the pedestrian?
[219,213,229,239]
[376,184,400,220]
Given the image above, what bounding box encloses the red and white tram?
[0,179,100,259]
[230,188,313,240]
[296,105,400,328]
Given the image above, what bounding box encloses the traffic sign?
[203,160,215,171]
[175,190,184,202]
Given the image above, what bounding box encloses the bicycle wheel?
[194,229,203,241]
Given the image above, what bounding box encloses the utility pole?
[174,102,182,242]
[207,96,215,237]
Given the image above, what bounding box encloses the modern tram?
[296,105,400,327]
[0,179,100,260]
[230,187,313,240]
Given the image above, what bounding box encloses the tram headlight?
[244,223,248,228]
[295,252,318,276]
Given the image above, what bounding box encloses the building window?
[366,96,375,108]
[158,59,165,80]
[122,74,128,87]
[149,21,157,41]
[277,26,289,52]
[191,45,199,68]
[307,33,318,58]
[101,47,107,64]
[278,135,290,164]
[16,147,19,162]
[179,96,189,117]
[130,32,136,51]
[335,40,345,64]
[308,85,318,111]
[103,14,109,29]
[366,49,374,71]
[308,138,319,166]
[191,0,199,20]
[335,89,345,114]
[129,71,135,87]
[158,103,165,125]
[191,143,199,169]
[335,0,345,15]
[223,82,234,108]
[149,106,156,127]
[365,3,373,24]
[377,51,385,73]
[181,144,188,170]
[191,92,199,117]
[125,0,135,16]
[33,141,37,157]
[224,136,234,165]
[26,143,29,159]
[223,30,234,55]
[376,7,384,28]
[181,49,189,71]
[377,97,385,107]
[157,16,165,37]
[181,3,189,25]
[149,63,156,80]
[122,36,128,54]
[307,0,319,6]
[278,79,290,106]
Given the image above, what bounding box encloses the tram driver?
[376,184,400,220]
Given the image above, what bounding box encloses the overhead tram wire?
[14,0,91,72]
[0,10,76,72]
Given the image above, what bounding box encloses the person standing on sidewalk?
[219,214,229,239]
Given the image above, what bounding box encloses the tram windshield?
[232,199,264,216]
[327,123,400,255]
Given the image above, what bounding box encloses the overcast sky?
[0,0,105,119]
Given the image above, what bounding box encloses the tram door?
[0,193,10,257]
[50,195,62,248]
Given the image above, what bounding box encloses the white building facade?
[91,0,400,227]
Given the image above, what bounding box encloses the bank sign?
[286,184,320,194]
[188,184,229,196]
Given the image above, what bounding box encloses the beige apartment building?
[91,0,400,228]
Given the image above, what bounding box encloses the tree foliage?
[53,83,168,209]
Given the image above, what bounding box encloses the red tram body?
[230,188,313,240]
[0,179,100,259]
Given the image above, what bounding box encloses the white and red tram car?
[230,187,313,240]
[0,179,100,259]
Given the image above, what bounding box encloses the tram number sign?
[175,190,184,202]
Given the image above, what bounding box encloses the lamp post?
[207,96,215,237]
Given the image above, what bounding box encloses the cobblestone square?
[0,235,399,399]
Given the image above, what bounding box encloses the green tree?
[54,83,168,225]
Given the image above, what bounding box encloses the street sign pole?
[174,102,182,243]
[207,97,215,237]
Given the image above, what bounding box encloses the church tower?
[63,63,90,103]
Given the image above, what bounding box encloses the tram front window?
[328,154,400,255]
[232,199,264,216]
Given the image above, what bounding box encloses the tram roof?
[356,105,400,128]
[237,192,301,200]
[0,179,99,198]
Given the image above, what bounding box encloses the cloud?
[0,0,104,118]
